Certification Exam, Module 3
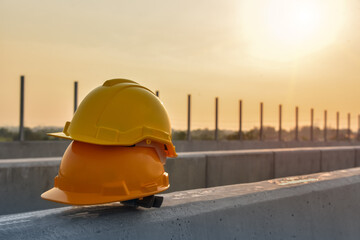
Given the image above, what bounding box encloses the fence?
[14,76,360,142]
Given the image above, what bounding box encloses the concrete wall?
[321,148,356,171]
[205,151,274,187]
[1,146,360,215]
[165,153,207,192]
[274,149,322,177]
[0,158,64,213]
[1,168,360,240]
[1,139,360,159]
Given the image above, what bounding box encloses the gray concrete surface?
[355,148,360,167]
[1,168,360,240]
[206,151,274,187]
[321,148,356,171]
[274,149,321,178]
[164,153,207,192]
[0,158,64,213]
[1,146,360,215]
[1,139,360,159]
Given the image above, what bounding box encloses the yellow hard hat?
[41,140,169,205]
[49,79,177,158]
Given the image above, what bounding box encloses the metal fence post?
[74,81,78,113]
[336,112,340,141]
[239,100,242,140]
[260,102,263,141]
[187,94,191,141]
[215,97,219,141]
[324,110,327,142]
[279,104,282,141]
[19,75,25,141]
[348,113,351,141]
[310,108,314,141]
[295,106,299,141]
[358,114,360,141]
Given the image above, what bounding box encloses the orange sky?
[1,0,360,131]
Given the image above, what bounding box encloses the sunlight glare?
[240,0,346,61]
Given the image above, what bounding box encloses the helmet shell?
[49,79,176,157]
[41,141,169,205]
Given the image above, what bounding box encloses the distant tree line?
[0,127,62,142]
[172,126,357,141]
[0,126,357,142]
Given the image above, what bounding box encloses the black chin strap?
[121,195,164,208]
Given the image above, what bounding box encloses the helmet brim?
[47,132,73,140]
[41,185,169,206]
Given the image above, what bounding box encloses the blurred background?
[1,0,360,140]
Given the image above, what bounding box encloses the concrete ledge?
[2,146,360,215]
[1,168,360,240]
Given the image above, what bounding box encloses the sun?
[239,0,346,61]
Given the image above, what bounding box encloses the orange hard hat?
[41,140,169,205]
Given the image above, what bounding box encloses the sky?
[1,0,360,131]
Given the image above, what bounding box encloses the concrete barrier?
[1,168,360,240]
[355,148,360,167]
[2,139,360,159]
[321,148,356,171]
[206,150,274,187]
[274,149,321,178]
[2,146,360,215]
[164,153,207,192]
[0,158,63,214]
